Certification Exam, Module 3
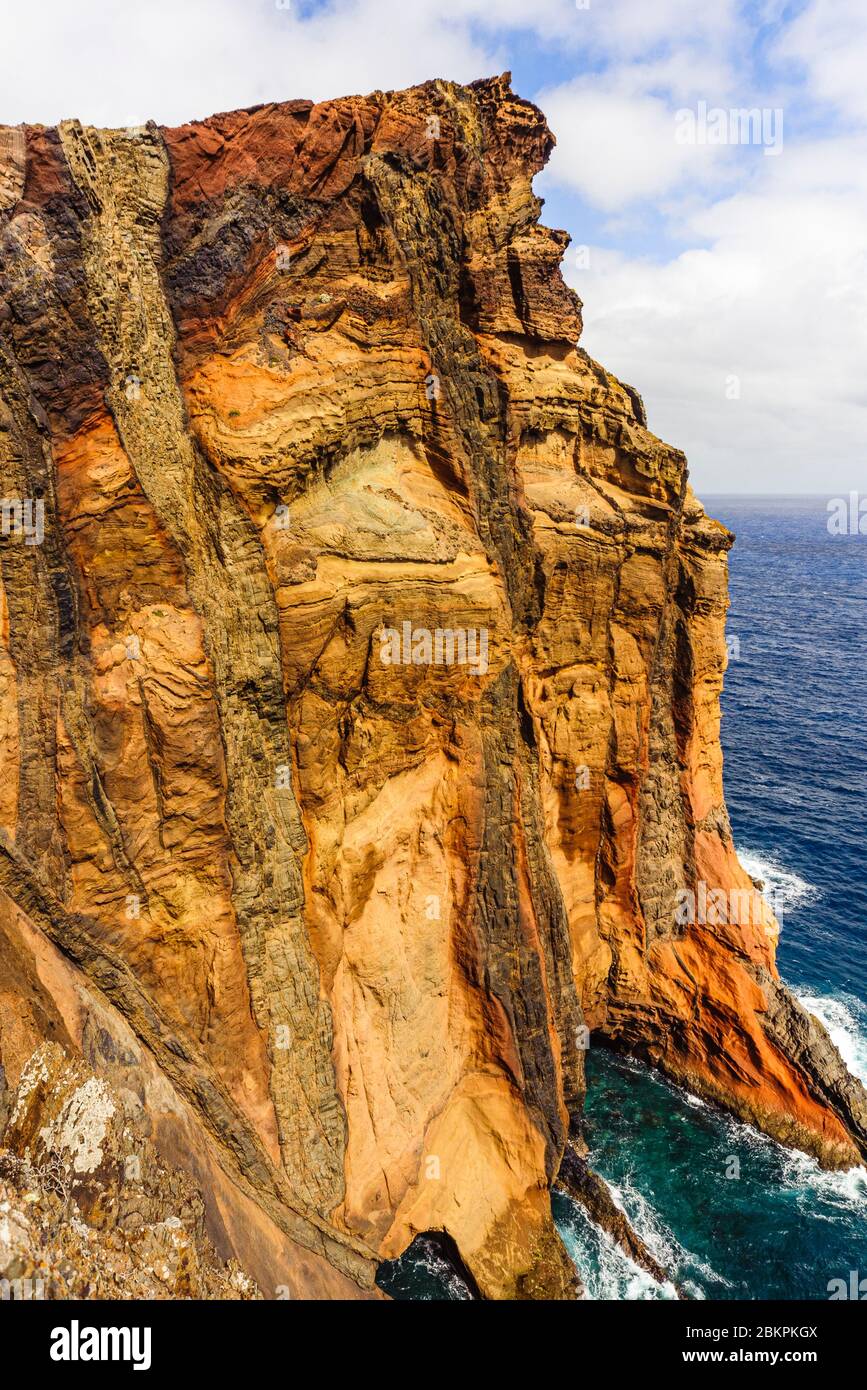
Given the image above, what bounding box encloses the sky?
[3,0,866,494]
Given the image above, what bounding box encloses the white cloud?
[539,80,739,210]
[550,0,741,64]
[530,2,867,492]
[1,0,500,126]
[569,135,867,492]
[775,0,867,124]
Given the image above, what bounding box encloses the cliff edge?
[0,74,864,1299]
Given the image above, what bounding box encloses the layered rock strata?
[0,73,863,1300]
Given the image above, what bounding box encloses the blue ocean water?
[379,496,867,1300]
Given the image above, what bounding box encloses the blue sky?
[3,0,866,494]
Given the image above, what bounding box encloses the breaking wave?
[797,991,867,1087]
[736,847,817,915]
[553,1192,678,1301]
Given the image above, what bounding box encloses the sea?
[378,495,867,1300]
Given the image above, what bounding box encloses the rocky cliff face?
[0,74,864,1301]
[0,1042,260,1299]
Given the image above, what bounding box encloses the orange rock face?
[0,74,864,1300]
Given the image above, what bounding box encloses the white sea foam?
[703,1025,867,1211]
[779,1145,867,1213]
[797,991,867,1087]
[736,849,867,1084]
[609,1175,730,1293]
[555,1192,678,1301]
[736,848,817,914]
[412,1239,474,1300]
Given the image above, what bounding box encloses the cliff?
[0,74,864,1300]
